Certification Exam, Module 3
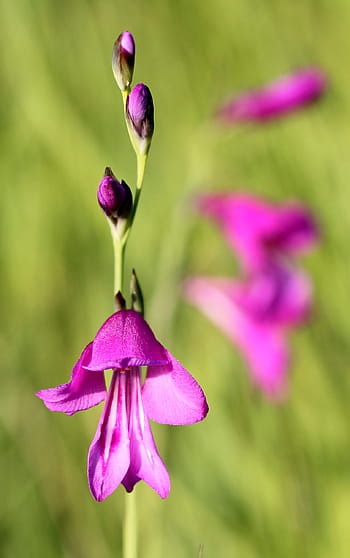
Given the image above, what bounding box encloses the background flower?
[216,68,327,123]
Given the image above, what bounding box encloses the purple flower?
[197,192,318,273]
[37,310,208,500]
[97,168,133,220]
[186,192,319,398]
[183,264,312,398]
[126,83,154,154]
[112,31,135,91]
[217,68,327,123]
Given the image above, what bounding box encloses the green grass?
[1,1,350,556]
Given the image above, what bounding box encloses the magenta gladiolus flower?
[197,192,318,272]
[217,67,327,123]
[186,192,319,398]
[184,264,312,398]
[37,310,208,500]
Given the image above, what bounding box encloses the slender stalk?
[117,86,148,558]
[113,236,125,296]
[129,152,147,226]
[123,491,137,558]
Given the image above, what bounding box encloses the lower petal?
[88,371,130,501]
[183,276,288,398]
[36,343,107,415]
[123,368,170,498]
[238,321,289,398]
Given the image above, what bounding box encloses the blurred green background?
[2,0,350,556]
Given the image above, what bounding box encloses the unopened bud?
[126,83,154,155]
[97,168,133,220]
[130,269,144,315]
[112,31,135,91]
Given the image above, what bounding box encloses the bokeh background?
[2,0,350,556]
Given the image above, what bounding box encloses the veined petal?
[122,368,170,498]
[142,351,209,425]
[36,343,107,415]
[183,276,289,398]
[88,371,130,501]
[85,310,168,371]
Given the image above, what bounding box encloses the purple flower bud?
[97,168,132,220]
[112,31,135,91]
[126,83,154,155]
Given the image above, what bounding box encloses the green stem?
[113,235,125,296]
[123,490,137,558]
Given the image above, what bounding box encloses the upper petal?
[88,371,130,501]
[122,368,170,498]
[85,310,168,371]
[196,192,318,271]
[36,343,107,415]
[142,351,209,425]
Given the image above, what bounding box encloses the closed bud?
[97,167,133,220]
[126,83,154,155]
[112,31,135,91]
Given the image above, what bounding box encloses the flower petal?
[197,192,318,271]
[216,67,327,123]
[234,263,312,326]
[88,371,130,501]
[122,368,170,498]
[237,317,289,399]
[183,276,289,398]
[85,310,168,371]
[36,344,107,415]
[142,351,209,425]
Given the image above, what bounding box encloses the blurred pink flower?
[197,192,318,272]
[37,310,208,500]
[183,263,312,398]
[217,67,327,123]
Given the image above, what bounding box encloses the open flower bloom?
[197,192,318,273]
[183,264,312,398]
[37,310,208,500]
[216,67,327,123]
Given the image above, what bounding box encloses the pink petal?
[234,263,312,326]
[36,344,107,416]
[142,350,209,425]
[183,276,289,398]
[122,368,170,498]
[88,371,130,501]
[217,67,327,123]
[85,310,168,371]
[236,317,289,398]
[197,192,318,272]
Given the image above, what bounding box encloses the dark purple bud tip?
[127,83,154,154]
[112,31,135,91]
[114,291,126,311]
[97,170,133,220]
